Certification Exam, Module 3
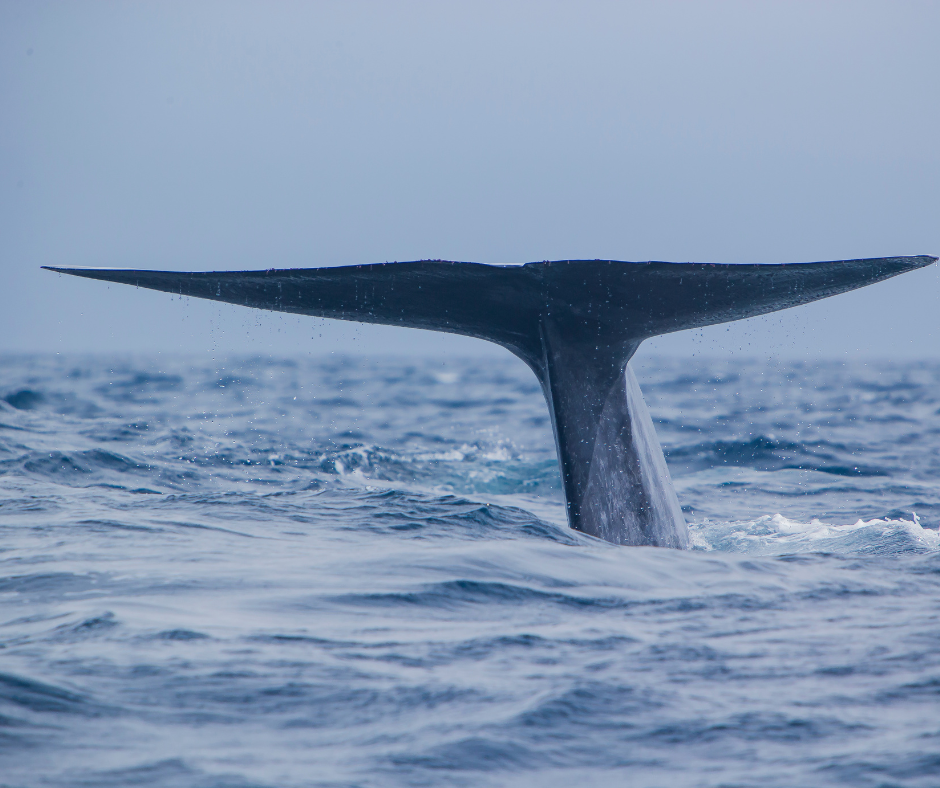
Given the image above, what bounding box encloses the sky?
[2,1,938,362]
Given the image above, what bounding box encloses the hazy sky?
[2,1,938,361]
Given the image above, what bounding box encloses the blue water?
[1,353,938,788]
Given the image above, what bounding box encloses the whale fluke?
[44,255,936,547]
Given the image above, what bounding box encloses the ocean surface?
[1,353,938,788]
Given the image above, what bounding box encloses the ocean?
[1,353,938,787]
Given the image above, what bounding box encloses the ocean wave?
[690,513,940,555]
[3,355,940,787]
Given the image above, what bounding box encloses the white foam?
[690,512,940,555]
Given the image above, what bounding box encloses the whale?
[44,255,936,548]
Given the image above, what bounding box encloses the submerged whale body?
[45,256,936,548]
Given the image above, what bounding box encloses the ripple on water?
[1,355,939,788]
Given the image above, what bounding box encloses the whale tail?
[44,255,936,547]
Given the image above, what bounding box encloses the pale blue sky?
[2,1,937,360]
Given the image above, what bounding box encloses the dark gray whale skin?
[44,255,937,548]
